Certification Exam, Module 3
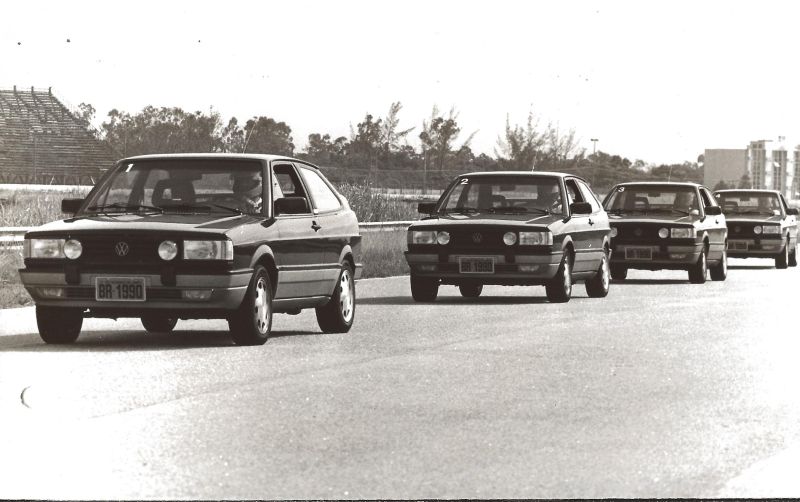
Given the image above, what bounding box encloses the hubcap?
[253,277,269,334]
[601,253,610,290]
[563,258,572,294]
[722,250,727,274]
[339,269,354,323]
[701,251,707,277]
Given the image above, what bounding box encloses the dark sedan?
[603,182,727,283]
[19,153,362,345]
[404,171,611,303]
[714,189,798,268]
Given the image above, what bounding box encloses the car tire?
[789,243,798,267]
[610,264,627,281]
[585,249,610,298]
[316,263,356,334]
[228,265,272,346]
[36,306,82,344]
[141,315,178,333]
[688,247,708,284]
[459,283,483,298]
[410,274,439,302]
[545,252,572,303]
[709,248,728,281]
[776,241,789,269]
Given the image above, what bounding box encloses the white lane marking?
[718,443,800,497]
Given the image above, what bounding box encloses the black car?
[404,171,611,303]
[714,189,798,268]
[603,182,727,283]
[19,153,362,345]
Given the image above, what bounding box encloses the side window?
[564,179,585,207]
[779,193,790,212]
[577,181,602,213]
[272,164,311,214]
[297,165,342,213]
[699,188,713,208]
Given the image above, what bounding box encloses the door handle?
[588,218,594,226]
[311,221,321,232]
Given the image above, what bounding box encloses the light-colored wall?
[704,149,747,188]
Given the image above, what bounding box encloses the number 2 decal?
[460,178,469,184]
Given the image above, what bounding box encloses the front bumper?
[726,238,785,258]
[404,251,562,285]
[610,242,702,269]
[19,268,251,312]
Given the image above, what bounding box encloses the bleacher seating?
[0,86,116,185]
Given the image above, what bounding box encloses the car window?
[272,163,311,214]
[564,179,585,207]
[297,165,342,213]
[440,176,563,215]
[699,188,713,208]
[604,185,699,214]
[576,180,602,213]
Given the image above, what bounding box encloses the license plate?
[95,277,146,302]
[728,241,748,251]
[625,247,652,260]
[459,257,495,274]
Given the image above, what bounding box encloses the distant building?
[0,86,116,185]
[704,140,798,199]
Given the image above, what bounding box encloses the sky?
[2,0,799,165]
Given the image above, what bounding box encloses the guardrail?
[0,221,415,250]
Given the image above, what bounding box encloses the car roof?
[614,181,702,187]
[120,152,317,167]
[459,171,589,182]
[714,188,781,195]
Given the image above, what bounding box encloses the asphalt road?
[1,259,799,499]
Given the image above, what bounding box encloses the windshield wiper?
[670,208,690,215]
[444,207,479,214]
[87,203,163,214]
[211,204,244,215]
[487,206,550,215]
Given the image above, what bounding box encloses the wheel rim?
[701,251,707,277]
[600,253,610,291]
[563,257,572,294]
[721,250,727,275]
[339,269,354,323]
[253,276,270,334]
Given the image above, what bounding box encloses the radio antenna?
[242,119,258,153]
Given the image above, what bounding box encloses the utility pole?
[590,138,599,156]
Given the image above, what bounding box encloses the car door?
[577,179,609,260]
[270,162,328,299]
[778,193,798,246]
[698,186,726,261]
[563,178,594,273]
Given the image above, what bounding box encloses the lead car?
[404,171,612,303]
[19,153,362,345]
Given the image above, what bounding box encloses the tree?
[379,102,414,168]
[239,116,294,156]
[495,111,546,170]
[419,106,465,172]
[348,113,383,170]
[713,180,730,191]
[737,172,752,189]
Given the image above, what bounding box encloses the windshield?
[83,159,265,215]
[439,176,564,215]
[604,185,699,215]
[714,192,783,216]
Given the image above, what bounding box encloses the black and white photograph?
[1,0,799,499]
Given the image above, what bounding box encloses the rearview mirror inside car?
[418,202,437,214]
[61,198,84,214]
[569,201,592,215]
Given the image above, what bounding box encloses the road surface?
[1,259,799,499]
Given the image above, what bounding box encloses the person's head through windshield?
[673,190,698,212]
[539,183,563,213]
[232,171,263,213]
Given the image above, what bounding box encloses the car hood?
[25,213,263,237]
[724,215,783,224]
[608,213,698,225]
[412,212,563,229]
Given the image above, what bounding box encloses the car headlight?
[761,225,781,234]
[609,227,618,238]
[410,230,437,245]
[25,238,65,259]
[63,239,83,260]
[658,227,669,239]
[753,225,762,235]
[519,231,553,246]
[670,228,695,239]
[503,232,517,246]
[436,231,450,245]
[158,240,178,261]
[183,240,234,260]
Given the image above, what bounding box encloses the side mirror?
[418,202,437,214]
[569,201,592,215]
[274,197,309,215]
[61,198,84,214]
[704,205,722,216]
[786,208,799,216]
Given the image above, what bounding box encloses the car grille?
[77,234,165,264]
[447,229,508,250]
[613,224,665,240]
[727,222,774,236]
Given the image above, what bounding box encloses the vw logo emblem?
[115,241,130,257]
[734,226,741,233]
[634,228,643,237]
[472,232,483,243]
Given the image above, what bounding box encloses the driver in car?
[231,172,263,213]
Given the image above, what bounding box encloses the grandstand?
[0,86,116,185]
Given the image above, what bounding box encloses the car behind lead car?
[404,172,611,303]
[603,182,727,283]
[19,153,362,345]
[713,189,798,268]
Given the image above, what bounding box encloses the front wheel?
[709,248,728,281]
[410,274,439,302]
[776,241,789,269]
[610,264,628,281]
[789,243,798,267]
[545,252,572,303]
[316,264,356,333]
[688,247,708,284]
[585,250,610,298]
[37,306,83,344]
[141,315,178,333]
[228,265,273,346]
[459,283,483,298]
